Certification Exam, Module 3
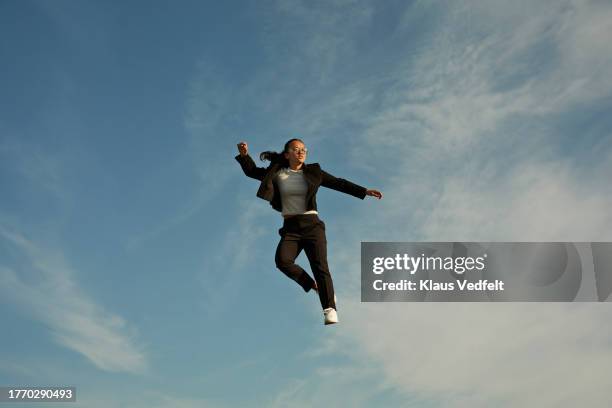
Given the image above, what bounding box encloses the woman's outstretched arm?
[320,168,383,200]
[235,141,267,181]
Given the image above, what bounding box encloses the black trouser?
[275,214,337,310]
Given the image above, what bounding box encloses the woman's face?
[284,140,307,166]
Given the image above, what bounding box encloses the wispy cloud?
[419,158,612,241]
[349,0,612,240]
[0,226,148,374]
[267,357,401,408]
[195,199,271,319]
[0,138,71,207]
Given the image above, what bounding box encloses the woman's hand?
[237,141,248,156]
[366,189,383,199]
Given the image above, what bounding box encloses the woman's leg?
[275,232,317,292]
[302,219,336,310]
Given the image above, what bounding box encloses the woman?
[235,139,382,325]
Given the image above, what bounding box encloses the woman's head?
[260,138,307,168]
[283,138,307,168]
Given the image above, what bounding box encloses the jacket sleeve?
[320,168,367,199]
[235,154,267,181]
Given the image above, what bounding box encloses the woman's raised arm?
[235,141,267,181]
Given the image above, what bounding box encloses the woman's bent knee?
[275,257,293,271]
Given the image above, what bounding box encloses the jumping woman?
[235,139,383,325]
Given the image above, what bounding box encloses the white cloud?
[419,158,612,241]
[0,226,148,374]
[337,302,612,407]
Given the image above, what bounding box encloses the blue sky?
[1,0,612,407]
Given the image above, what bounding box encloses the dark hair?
[259,138,304,166]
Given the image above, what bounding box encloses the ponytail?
[259,151,284,163]
[259,137,304,167]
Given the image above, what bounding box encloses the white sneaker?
[323,308,339,325]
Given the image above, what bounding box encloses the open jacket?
[235,154,367,213]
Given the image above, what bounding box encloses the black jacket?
[235,154,367,213]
